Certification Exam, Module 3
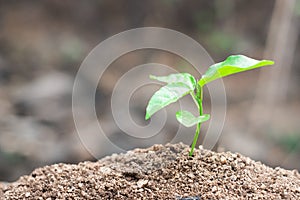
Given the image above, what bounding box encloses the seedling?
[145,55,274,156]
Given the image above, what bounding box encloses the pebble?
[137,179,148,188]
[78,183,84,188]
[212,186,217,192]
[25,192,30,197]
[100,167,112,175]
[220,156,227,164]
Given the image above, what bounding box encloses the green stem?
[189,84,203,156]
[190,92,200,109]
[189,120,201,156]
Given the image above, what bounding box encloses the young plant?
[145,55,274,156]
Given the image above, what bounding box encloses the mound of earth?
[1,143,300,199]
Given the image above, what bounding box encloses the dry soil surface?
[1,143,300,199]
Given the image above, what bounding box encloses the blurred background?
[0,0,299,182]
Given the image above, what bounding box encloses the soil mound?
[1,143,300,199]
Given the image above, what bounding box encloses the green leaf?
[176,110,210,127]
[150,73,196,91]
[145,83,193,120]
[199,55,274,86]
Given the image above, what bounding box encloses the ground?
[1,143,299,199]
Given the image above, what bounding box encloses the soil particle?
[1,143,300,199]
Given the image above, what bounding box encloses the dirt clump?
[1,143,300,199]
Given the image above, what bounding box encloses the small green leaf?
[176,110,210,127]
[199,55,274,86]
[145,83,193,120]
[150,73,196,91]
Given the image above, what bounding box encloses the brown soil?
[1,143,300,199]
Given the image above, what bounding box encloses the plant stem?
[189,84,203,156]
[189,120,201,156]
[190,92,200,109]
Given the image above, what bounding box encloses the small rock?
[220,156,227,164]
[78,183,84,188]
[99,167,112,175]
[187,173,195,179]
[25,192,31,197]
[211,155,218,162]
[137,179,148,188]
[212,186,217,192]
[81,190,87,196]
